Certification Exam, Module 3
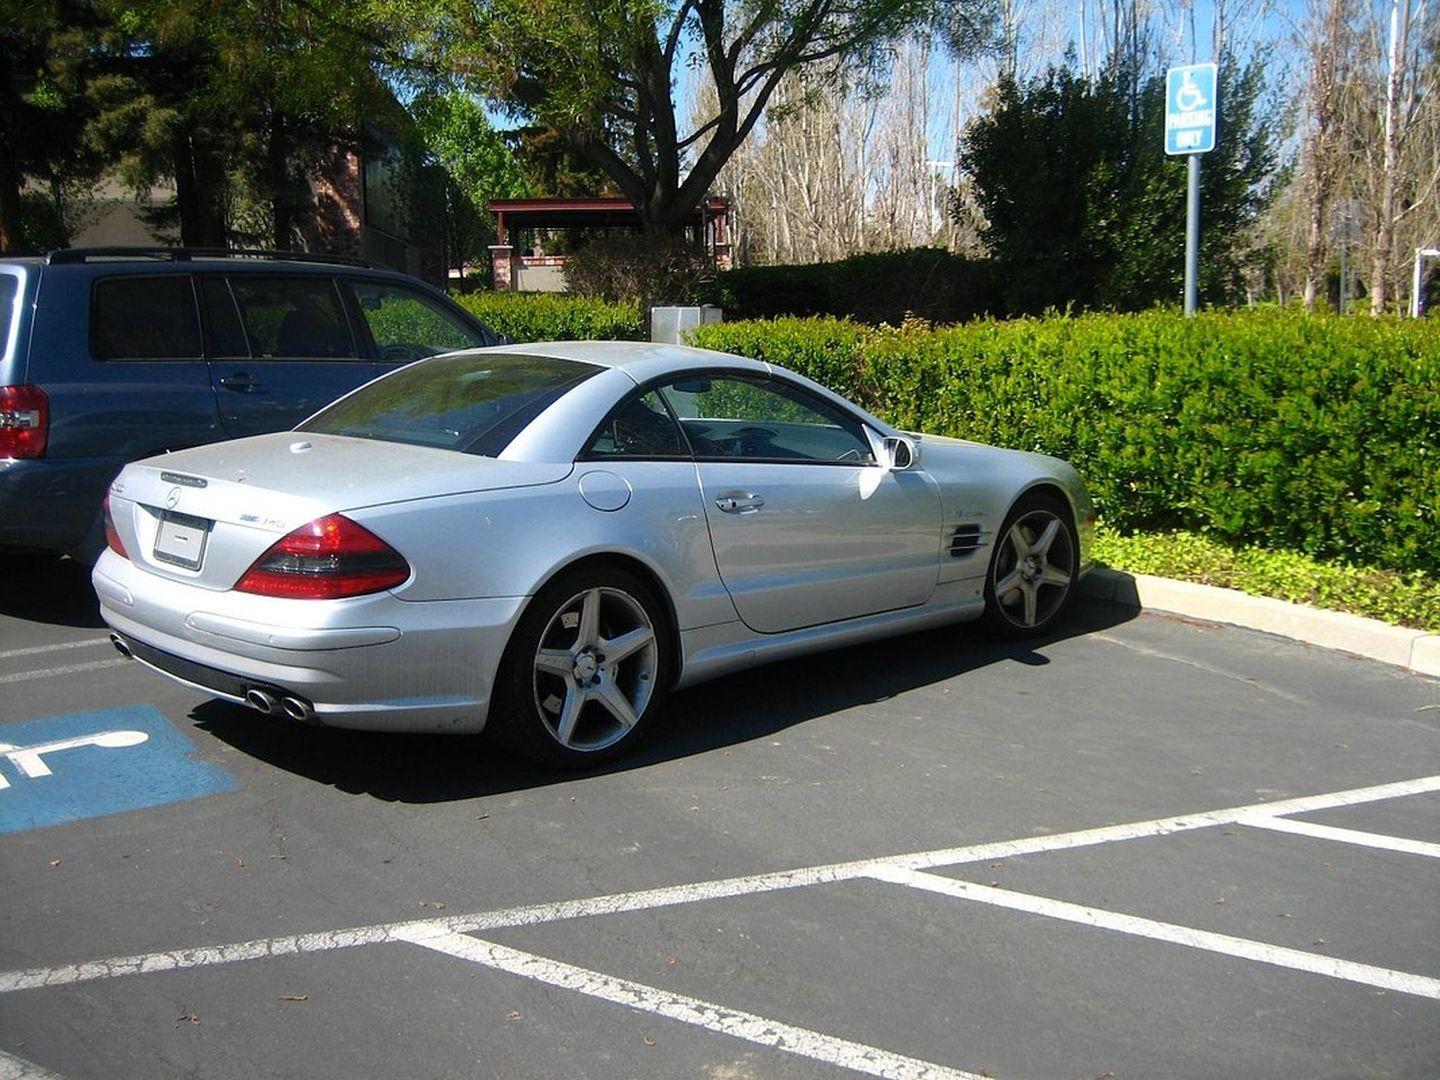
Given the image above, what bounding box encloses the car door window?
[90,276,202,360]
[584,391,689,459]
[200,278,250,357]
[228,277,357,359]
[657,375,875,463]
[347,280,489,361]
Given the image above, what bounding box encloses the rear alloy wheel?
[493,568,671,767]
[983,495,1077,637]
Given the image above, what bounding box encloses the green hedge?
[454,291,642,342]
[714,248,1001,325]
[689,310,1440,575]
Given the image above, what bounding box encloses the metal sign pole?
[1185,155,1200,316]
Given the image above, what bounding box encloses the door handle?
[218,373,261,392]
[715,493,764,513]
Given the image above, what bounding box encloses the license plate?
[153,511,211,571]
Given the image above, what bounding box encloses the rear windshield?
[298,352,601,457]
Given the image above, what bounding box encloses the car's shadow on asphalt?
[0,555,106,629]
[191,600,1139,803]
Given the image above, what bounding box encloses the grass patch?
[1092,526,1440,633]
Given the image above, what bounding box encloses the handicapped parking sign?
[0,705,236,834]
[1166,63,1217,155]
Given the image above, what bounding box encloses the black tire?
[489,565,673,768]
[982,492,1078,638]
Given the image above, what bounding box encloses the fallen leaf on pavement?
[278,995,309,1003]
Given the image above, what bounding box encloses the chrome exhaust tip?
[281,696,313,722]
[109,634,132,658]
[245,688,278,715]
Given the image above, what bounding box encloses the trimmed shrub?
[563,233,715,306]
[715,249,1001,325]
[454,291,642,342]
[690,310,1440,575]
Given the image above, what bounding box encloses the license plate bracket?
[153,511,211,571]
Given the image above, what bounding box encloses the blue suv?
[0,248,502,560]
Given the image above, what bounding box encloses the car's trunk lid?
[109,433,571,590]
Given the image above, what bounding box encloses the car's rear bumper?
[94,550,527,733]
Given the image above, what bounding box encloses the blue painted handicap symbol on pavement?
[0,705,236,834]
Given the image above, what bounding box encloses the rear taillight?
[103,495,129,559]
[0,385,48,459]
[235,514,409,599]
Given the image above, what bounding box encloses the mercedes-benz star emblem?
[165,488,181,509]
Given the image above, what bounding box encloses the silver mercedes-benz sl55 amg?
[95,341,1094,766]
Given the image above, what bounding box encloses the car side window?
[347,279,489,361]
[90,276,202,360]
[228,276,357,360]
[584,391,689,459]
[200,278,250,357]
[656,375,876,464]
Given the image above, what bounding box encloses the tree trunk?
[1370,0,1409,314]
[268,112,292,250]
[0,144,24,253]
[173,129,227,247]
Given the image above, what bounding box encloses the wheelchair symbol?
[0,730,149,789]
[1176,70,1207,111]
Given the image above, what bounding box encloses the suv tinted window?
[347,279,488,360]
[229,277,357,359]
[201,278,250,357]
[0,274,16,356]
[91,276,202,359]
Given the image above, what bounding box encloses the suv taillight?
[235,514,409,599]
[103,495,129,559]
[0,385,48,459]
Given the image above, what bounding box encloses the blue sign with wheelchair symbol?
[1166,63,1217,155]
[0,705,236,834]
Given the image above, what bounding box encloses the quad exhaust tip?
[245,688,278,715]
[109,633,132,659]
[281,696,313,722]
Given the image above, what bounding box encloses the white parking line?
[397,926,983,1080]
[0,639,109,662]
[1238,814,1440,859]
[0,1046,67,1079]
[866,865,1440,1000]
[0,659,129,686]
[3,772,1436,997]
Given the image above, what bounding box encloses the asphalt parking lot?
[1,557,1437,1080]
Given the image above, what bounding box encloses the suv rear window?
[0,275,16,357]
[91,276,202,359]
[299,352,600,457]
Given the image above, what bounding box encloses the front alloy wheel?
[984,499,1077,636]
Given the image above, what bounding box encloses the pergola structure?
[486,196,732,292]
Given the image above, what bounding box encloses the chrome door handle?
[715,494,764,513]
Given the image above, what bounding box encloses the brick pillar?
[490,245,514,290]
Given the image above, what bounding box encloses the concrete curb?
[1079,568,1440,679]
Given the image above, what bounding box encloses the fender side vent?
[950,524,983,557]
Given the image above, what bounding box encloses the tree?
[0,0,104,251]
[958,53,1280,312]
[411,91,530,278]
[434,0,970,237]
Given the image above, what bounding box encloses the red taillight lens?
[0,385,49,459]
[103,495,129,559]
[234,514,409,599]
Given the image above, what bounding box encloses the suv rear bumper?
[0,457,112,555]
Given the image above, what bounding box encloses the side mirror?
[883,435,919,471]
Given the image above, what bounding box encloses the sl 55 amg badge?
[161,471,208,489]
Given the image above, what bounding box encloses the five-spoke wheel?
[984,495,1077,636]
[493,567,671,767]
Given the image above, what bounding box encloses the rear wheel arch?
[524,551,684,689]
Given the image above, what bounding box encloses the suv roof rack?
[46,247,376,269]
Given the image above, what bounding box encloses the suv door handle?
[218,372,261,392]
[716,493,764,513]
